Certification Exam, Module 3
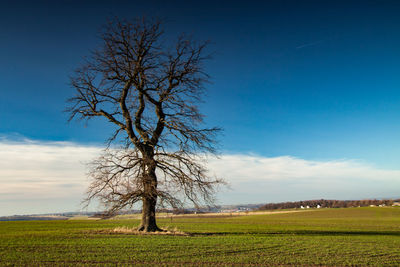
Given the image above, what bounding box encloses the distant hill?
[2,199,399,221]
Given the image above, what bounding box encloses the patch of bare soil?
[160,209,310,219]
[93,226,190,236]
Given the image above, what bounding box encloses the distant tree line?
[0,216,68,221]
[259,199,400,210]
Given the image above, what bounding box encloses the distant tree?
[258,198,397,210]
[67,18,223,231]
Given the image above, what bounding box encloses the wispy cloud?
[0,138,399,215]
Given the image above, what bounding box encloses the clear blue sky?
[1,0,400,215]
[2,0,400,168]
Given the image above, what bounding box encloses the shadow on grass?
[190,230,400,237]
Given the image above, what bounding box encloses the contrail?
[296,40,324,49]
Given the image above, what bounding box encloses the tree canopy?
[67,18,223,231]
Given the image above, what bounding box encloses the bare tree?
[67,18,223,231]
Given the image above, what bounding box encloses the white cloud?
[0,139,101,215]
[0,139,399,216]
[208,154,400,204]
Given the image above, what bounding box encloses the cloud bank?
[208,155,400,204]
[1,139,399,216]
[0,139,101,216]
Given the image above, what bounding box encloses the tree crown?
[67,18,223,214]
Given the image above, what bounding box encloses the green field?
[1,207,400,266]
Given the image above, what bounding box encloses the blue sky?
[1,0,400,215]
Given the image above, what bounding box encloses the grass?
[1,207,400,266]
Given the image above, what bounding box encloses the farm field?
[1,207,400,266]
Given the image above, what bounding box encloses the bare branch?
[67,17,223,231]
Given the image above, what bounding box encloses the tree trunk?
[138,194,161,232]
[138,157,162,232]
